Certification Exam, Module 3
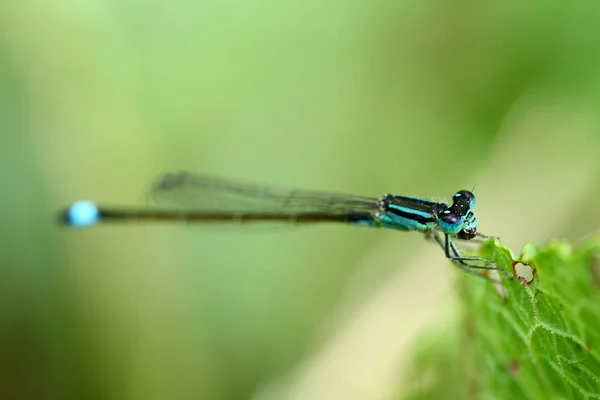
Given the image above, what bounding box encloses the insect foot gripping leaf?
[398,237,600,400]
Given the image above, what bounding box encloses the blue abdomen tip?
[66,200,100,227]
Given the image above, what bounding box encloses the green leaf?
[399,237,600,399]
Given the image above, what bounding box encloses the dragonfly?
[60,171,507,280]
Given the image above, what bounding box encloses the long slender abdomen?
[60,201,378,228]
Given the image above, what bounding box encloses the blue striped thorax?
[378,190,478,239]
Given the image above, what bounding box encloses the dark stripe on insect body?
[385,204,436,225]
[391,196,443,211]
[385,195,447,214]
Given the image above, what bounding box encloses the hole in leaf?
[512,261,535,285]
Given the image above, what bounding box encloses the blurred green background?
[2,1,600,399]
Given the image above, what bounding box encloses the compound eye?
[455,190,474,200]
[440,211,460,225]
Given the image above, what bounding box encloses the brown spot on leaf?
[508,360,520,376]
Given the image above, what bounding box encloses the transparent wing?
[148,171,381,215]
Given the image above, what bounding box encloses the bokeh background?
[2,1,600,399]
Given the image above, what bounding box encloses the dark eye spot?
[441,213,460,224]
[456,190,475,201]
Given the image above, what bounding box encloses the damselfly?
[60,172,506,279]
